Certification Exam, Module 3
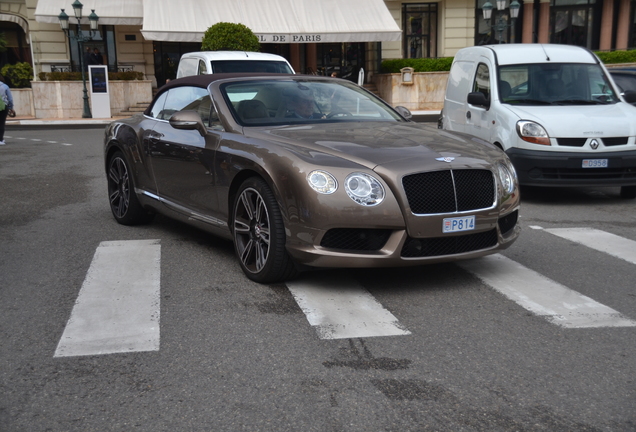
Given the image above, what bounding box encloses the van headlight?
[498,162,517,194]
[344,173,385,206]
[516,120,550,145]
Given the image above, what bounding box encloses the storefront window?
[0,22,30,68]
[68,25,116,72]
[550,0,600,49]
[316,43,365,81]
[403,3,437,58]
[475,0,520,45]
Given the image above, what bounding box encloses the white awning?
[0,14,29,35]
[35,0,143,26]
[141,0,401,43]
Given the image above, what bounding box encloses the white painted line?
[458,254,636,328]
[55,240,161,357]
[544,227,636,265]
[287,274,411,340]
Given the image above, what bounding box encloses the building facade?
[1,0,635,89]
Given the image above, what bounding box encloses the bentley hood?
[245,122,505,172]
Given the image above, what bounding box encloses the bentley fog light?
[516,120,550,145]
[344,172,385,206]
[307,170,337,194]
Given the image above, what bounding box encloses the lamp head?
[482,1,493,20]
[58,9,70,31]
[71,0,83,20]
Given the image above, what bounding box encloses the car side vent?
[402,169,495,215]
[320,228,392,251]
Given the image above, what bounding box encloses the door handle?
[466,111,471,120]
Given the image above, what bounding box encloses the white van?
[440,44,636,198]
[176,51,295,78]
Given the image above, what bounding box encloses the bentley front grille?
[402,169,495,214]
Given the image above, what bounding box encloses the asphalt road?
[1,126,635,432]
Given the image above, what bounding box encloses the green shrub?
[594,49,636,64]
[1,62,34,88]
[201,22,260,52]
[380,57,454,74]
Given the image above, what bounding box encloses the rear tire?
[620,186,636,199]
[107,151,154,225]
[232,177,298,283]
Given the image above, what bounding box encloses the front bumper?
[285,209,520,268]
[506,148,636,187]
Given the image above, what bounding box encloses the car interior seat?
[237,99,269,122]
[499,80,511,100]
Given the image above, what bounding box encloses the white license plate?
[582,159,608,168]
[443,215,475,233]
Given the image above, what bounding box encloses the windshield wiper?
[551,99,610,105]
[505,99,552,105]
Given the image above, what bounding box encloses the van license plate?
[443,215,475,233]
[582,159,608,168]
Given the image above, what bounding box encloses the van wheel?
[620,186,636,199]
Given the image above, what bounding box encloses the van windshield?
[210,60,294,74]
[498,63,620,105]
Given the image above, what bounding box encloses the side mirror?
[395,105,413,120]
[622,90,636,104]
[467,92,490,109]
[169,110,207,136]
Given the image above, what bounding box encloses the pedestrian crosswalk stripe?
[287,274,411,340]
[543,227,636,265]
[458,254,636,328]
[54,240,161,357]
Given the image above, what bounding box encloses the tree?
[201,22,260,52]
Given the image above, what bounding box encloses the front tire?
[232,177,297,283]
[107,151,154,225]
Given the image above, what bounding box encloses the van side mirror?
[169,110,207,136]
[622,90,636,104]
[467,92,490,109]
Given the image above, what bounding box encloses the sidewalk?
[6,115,128,127]
[6,110,440,127]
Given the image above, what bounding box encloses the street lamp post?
[58,1,99,118]
[482,0,520,44]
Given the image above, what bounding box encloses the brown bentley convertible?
[104,73,521,283]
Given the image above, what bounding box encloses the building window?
[403,3,437,58]
[68,25,116,72]
[475,0,521,45]
[549,0,600,49]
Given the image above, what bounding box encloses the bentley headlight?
[516,120,550,145]
[307,170,337,194]
[498,161,517,194]
[344,172,385,206]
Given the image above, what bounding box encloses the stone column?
[522,0,535,43]
[538,0,550,43]
[615,0,631,49]
[599,0,615,50]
